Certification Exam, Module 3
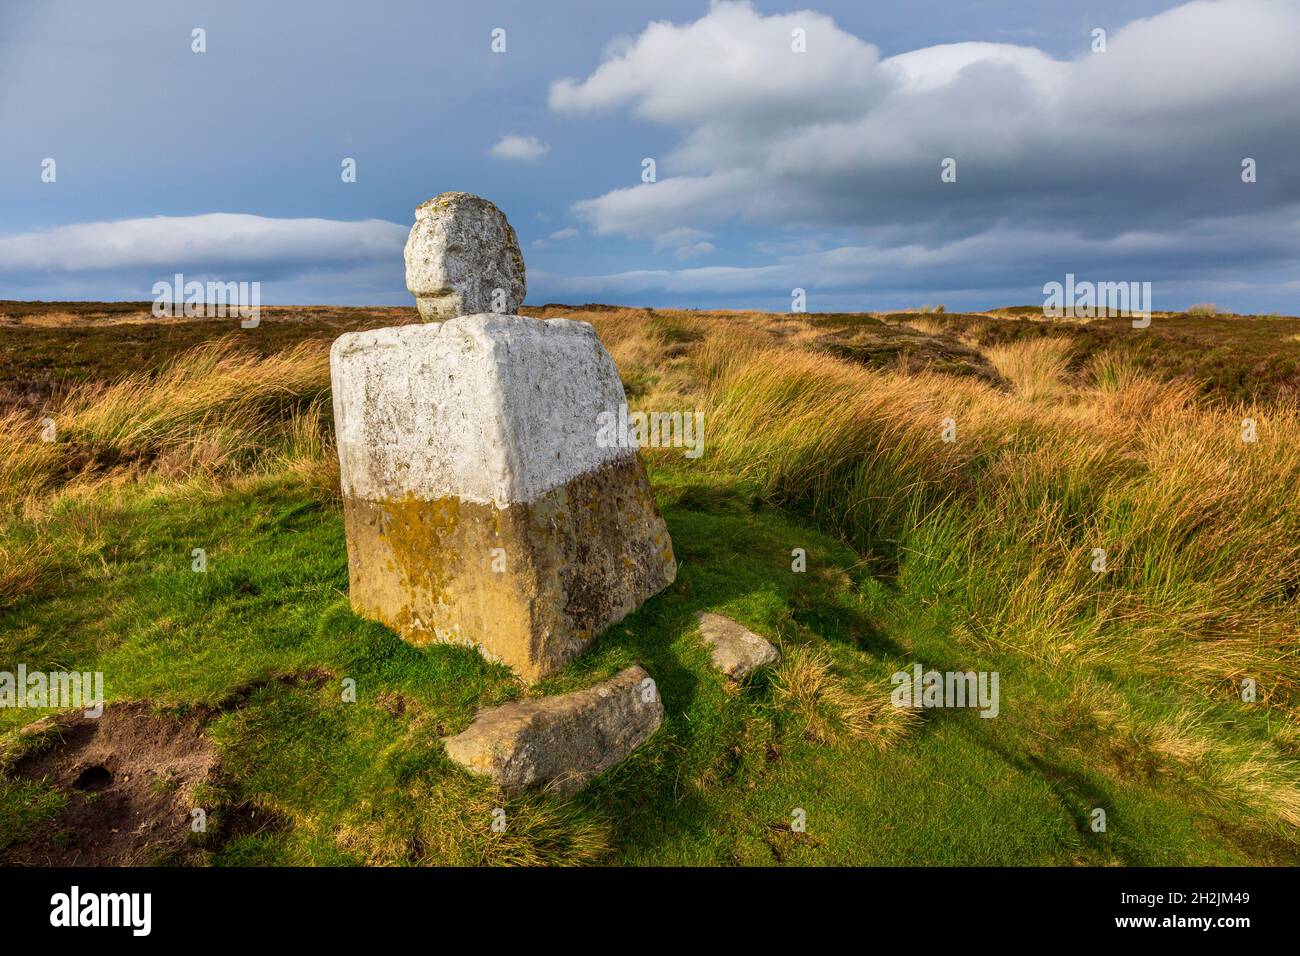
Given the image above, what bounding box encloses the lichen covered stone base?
[342,456,676,682]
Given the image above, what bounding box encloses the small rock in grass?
[696,612,779,680]
[443,665,662,798]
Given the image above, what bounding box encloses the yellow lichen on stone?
[341,457,675,682]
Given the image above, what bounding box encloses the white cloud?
[0,213,405,273]
[0,213,408,303]
[550,2,884,128]
[650,227,716,260]
[490,134,551,162]
[882,42,1064,96]
[550,0,1300,246]
[532,227,580,249]
[673,242,715,261]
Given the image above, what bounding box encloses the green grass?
[2,456,1289,865]
[3,302,1297,866]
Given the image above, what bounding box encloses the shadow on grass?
[541,474,903,861]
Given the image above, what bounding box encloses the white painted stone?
[404,192,525,320]
[330,314,636,508]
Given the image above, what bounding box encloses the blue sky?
[2,0,1297,312]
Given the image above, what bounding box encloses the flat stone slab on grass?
[696,612,779,680]
[443,665,663,797]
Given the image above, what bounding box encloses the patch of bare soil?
[3,702,220,866]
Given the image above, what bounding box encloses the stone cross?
[332,194,676,682]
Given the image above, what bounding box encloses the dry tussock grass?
[689,324,1299,829]
[1059,681,1300,830]
[0,310,168,328]
[772,646,917,749]
[903,317,947,337]
[0,340,332,517]
[334,779,613,866]
[702,335,1300,702]
[984,336,1073,401]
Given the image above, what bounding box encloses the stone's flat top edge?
[329,314,593,360]
[449,665,652,734]
[696,610,777,648]
[413,191,502,219]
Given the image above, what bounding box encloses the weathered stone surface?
[695,612,779,680]
[330,314,676,681]
[443,665,663,797]
[404,192,526,321]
